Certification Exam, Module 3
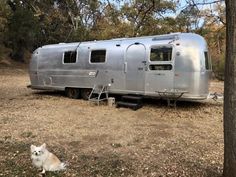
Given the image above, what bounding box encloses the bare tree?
[223,0,236,176]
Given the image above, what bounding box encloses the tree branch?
[134,0,155,36]
[191,0,224,6]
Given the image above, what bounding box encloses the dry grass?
[0,68,224,177]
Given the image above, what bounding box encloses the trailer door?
[145,45,174,94]
[125,43,146,93]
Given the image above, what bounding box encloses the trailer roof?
[40,32,201,49]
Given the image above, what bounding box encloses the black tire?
[65,88,80,99]
[81,88,92,100]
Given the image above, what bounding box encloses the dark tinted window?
[204,51,210,70]
[149,64,172,70]
[63,51,77,63]
[150,47,172,61]
[90,50,106,63]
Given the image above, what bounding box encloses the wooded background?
[0,0,225,79]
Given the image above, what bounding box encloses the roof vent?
[152,35,178,41]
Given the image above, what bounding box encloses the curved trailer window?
[204,51,211,70]
[149,64,172,70]
[150,46,172,61]
[63,51,77,63]
[90,50,106,63]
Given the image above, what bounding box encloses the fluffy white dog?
[30,143,66,174]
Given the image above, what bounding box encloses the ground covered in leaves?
[0,66,224,177]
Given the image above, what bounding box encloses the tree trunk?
[223,0,236,176]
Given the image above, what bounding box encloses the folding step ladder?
[88,85,109,105]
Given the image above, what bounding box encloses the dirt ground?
[0,66,224,177]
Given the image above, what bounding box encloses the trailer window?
[63,51,77,63]
[149,64,172,70]
[150,47,172,61]
[90,50,106,63]
[204,51,211,70]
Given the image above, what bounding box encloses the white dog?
[30,143,66,174]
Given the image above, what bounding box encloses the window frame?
[89,49,107,64]
[62,50,77,64]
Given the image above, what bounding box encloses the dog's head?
[30,143,47,157]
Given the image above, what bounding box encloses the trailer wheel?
[81,88,92,100]
[65,88,80,99]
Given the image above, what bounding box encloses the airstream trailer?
[29,33,212,101]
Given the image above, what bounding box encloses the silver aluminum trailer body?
[29,33,212,100]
